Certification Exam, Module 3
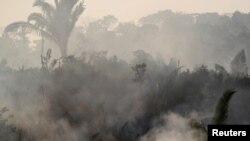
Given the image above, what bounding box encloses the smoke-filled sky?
[1,0,250,26]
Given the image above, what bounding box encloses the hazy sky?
[1,0,250,27]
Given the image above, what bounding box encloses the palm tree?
[4,0,85,57]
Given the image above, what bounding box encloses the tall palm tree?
[4,0,85,57]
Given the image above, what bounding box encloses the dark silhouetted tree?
[212,89,236,124]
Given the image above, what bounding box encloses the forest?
[1,0,250,141]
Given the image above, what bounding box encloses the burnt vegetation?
[0,51,249,141]
[1,0,250,141]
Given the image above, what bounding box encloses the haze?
[1,0,250,26]
[1,0,250,141]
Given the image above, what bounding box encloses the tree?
[4,0,85,57]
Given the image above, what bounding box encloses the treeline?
[2,10,250,68]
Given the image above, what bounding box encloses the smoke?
[140,113,206,141]
[1,8,250,141]
[0,54,147,141]
[2,10,250,70]
[0,48,249,141]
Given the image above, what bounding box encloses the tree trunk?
[41,36,45,68]
[59,40,68,58]
[41,36,44,56]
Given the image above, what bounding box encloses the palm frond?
[4,22,32,34]
[69,2,85,29]
[64,0,79,8]
[4,21,56,43]
[28,13,49,28]
[58,0,80,13]
[33,0,55,18]
[39,29,58,43]
[212,89,236,124]
[71,2,85,22]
